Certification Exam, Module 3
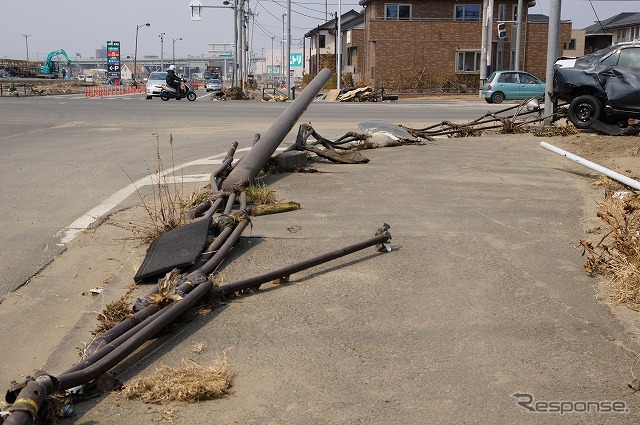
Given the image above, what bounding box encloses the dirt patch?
[1,80,96,96]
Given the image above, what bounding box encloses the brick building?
[306,1,571,90]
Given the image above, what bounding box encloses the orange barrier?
[85,85,146,98]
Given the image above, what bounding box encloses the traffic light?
[497,23,507,39]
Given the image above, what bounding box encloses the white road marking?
[54,146,266,246]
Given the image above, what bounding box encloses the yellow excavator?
[39,49,72,78]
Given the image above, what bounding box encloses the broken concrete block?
[273,150,308,171]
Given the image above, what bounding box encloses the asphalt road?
[2,91,640,424]
[0,91,491,299]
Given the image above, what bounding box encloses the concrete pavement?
[2,131,638,423]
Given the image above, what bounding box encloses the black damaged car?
[553,42,640,129]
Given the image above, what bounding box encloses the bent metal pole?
[222,68,332,189]
[540,141,640,191]
[3,227,391,425]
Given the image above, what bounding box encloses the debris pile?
[1,68,393,425]
[263,93,288,102]
[337,86,381,102]
[541,142,640,308]
[401,98,550,138]
[285,120,425,164]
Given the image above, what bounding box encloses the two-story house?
[305,10,363,77]
[307,1,571,90]
[582,12,640,54]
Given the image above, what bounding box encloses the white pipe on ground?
[540,141,640,191]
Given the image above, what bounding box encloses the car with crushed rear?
[482,70,545,104]
[553,42,640,128]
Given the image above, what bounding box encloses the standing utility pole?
[486,0,494,77]
[285,0,291,98]
[21,34,31,75]
[515,0,523,70]
[480,0,488,91]
[337,0,342,91]
[159,32,166,70]
[544,0,562,125]
[282,13,286,87]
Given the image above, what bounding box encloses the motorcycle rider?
[165,65,183,95]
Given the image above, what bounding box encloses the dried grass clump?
[122,358,232,404]
[499,118,527,134]
[92,295,133,336]
[112,135,214,245]
[246,181,277,205]
[581,191,640,308]
[533,122,579,137]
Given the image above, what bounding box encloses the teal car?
[482,70,545,104]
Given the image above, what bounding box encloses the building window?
[564,39,576,50]
[498,4,506,22]
[454,5,481,21]
[319,35,326,49]
[385,4,411,20]
[456,50,481,73]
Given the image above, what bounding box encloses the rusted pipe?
[219,227,392,295]
[197,218,250,275]
[223,192,237,215]
[56,278,214,391]
[187,225,235,272]
[63,303,173,375]
[4,373,56,425]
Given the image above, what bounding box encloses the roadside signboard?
[106,41,121,80]
[290,53,303,67]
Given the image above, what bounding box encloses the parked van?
[85,75,94,83]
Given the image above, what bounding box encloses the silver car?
[146,71,167,99]
[205,79,223,92]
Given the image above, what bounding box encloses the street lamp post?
[159,32,166,70]
[172,37,182,65]
[133,23,150,85]
[21,34,31,76]
[190,0,238,87]
[271,35,275,87]
[282,13,286,87]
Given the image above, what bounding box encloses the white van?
[85,75,94,83]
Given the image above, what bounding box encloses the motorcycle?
[160,80,197,101]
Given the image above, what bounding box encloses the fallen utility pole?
[2,68,394,425]
[222,68,332,189]
[540,141,640,190]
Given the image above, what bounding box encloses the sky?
[1,0,639,61]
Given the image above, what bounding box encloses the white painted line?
[55,160,223,246]
[54,146,283,247]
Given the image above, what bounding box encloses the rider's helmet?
[168,65,176,71]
